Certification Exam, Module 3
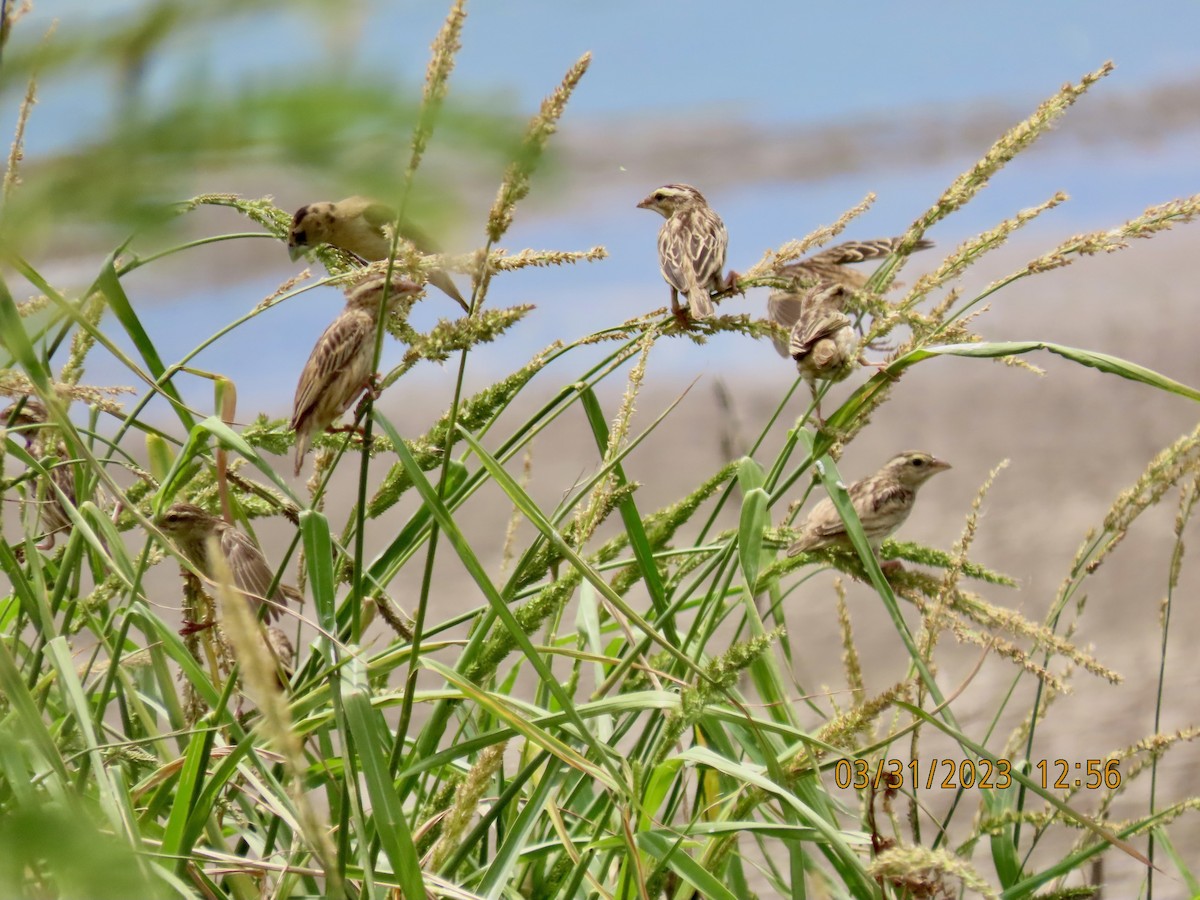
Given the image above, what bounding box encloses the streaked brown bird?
[156,503,300,621]
[290,274,422,477]
[786,451,951,559]
[264,626,296,683]
[3,398,75,549]
[637,183,730,324]
[768,237,934,355]
[789,283,858,382]
[287,196,468,311]
[787,282,886,421]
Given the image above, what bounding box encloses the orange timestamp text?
[832,757,1121,791]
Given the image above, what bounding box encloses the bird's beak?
[636,195,653,210]
[930,458,952,471]
[287,243,305,263]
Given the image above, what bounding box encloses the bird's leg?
[859,355,898,379]
[179,619,217,636]
[723,270,744,296]
[350,374,384,421]
[669,288,691,330]
[880,559,905,575]
[810,392,825,427]
[36,533,56,551]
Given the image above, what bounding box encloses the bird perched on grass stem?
[290,274,422,477]
[768,236,934,355]
[788,282,889,422]
[156,503,300,622]
[287,196,468,311]
[637,183,733,325]
[787,451,951,562]
[3,398,75,550]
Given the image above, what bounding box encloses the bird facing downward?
[156,503,299,621]
[637,183,730,323]
[786,451,951,558]
[287,196,467,311]
[789,282,860,389]
[290,274,422,477]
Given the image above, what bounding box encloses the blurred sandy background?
[5,1,1200,893]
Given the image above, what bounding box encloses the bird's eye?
[653,192,665,201]
[293,230,307,244]
[911,457,925,467]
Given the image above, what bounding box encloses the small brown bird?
[156,503,299,621]
[787,451,951,558]
[789,283,859,383]
[290,274,422,476]
[768,237,934,355]
[264,626,296,683]
[637,183,730,324]
[287,196,467,311]
[787,282,880,421]
[3,398,75,549]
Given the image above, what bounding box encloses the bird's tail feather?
[293,434,309,477]
[686,289,715,318]
[427,268,468,312]
[678,253,716,319]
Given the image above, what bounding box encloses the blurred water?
[26,1,1200,132]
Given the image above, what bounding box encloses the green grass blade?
[300,509,337,633]
[827,339,1200,432]
[157,415,299,509]
[453,422,708,682]
[159,727,216,871]
[341,654,426,898]
[737,485,769,595]
[94,253,197,430]
[0,639,74,795]
[424,658,618,791]
[577,386,674,628]
[675,746,873,893]
[637,830,739,900]
[374,409,627,789]
[0,275,53,393]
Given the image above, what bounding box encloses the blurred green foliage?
[0,0,524,254]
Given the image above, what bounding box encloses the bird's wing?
[657,222,691,293]
[218,525,281,613]
[359,202,443,254]
[789,306,851,359]
[767,291,802,356]
[358,201,399,231]
[657,209,727,292]
[767,291,802,330]
[396,219,441,254]
[687,209,727,286]
[801,497,849,540]
[290,310,374,431]
[805,237,934,266]
[866,483,912,515]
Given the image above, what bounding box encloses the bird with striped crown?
[638,183,733,326]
